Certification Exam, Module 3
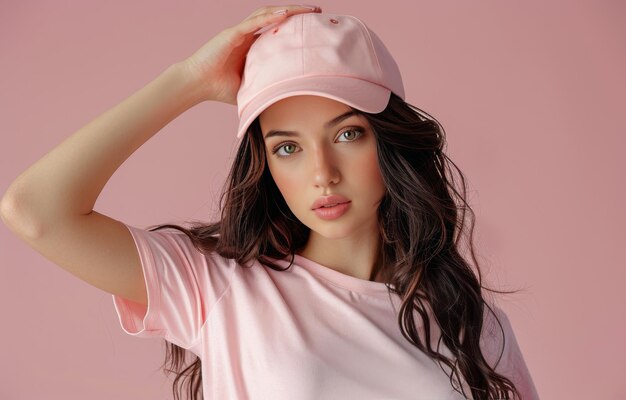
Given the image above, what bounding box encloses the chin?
[308,222,357,239]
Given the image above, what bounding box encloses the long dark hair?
[150,92,523,399]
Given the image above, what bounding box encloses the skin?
[0,5,327,308]
[259,95,387,283]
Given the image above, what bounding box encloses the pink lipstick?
[313,201,351,220]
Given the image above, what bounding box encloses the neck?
[297,228,383,282]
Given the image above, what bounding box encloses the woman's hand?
[180,5,322,105]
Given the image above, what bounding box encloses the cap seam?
[352,16,383,84]
[300,13,305,76]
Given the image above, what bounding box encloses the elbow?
[0,190,45,240]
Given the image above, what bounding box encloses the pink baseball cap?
[235,12,405,139]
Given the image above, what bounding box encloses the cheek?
[355,148,385,187]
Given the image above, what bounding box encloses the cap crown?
[237,13,405,118]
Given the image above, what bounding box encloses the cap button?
[329,18,338,24]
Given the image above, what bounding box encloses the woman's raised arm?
[0,62,202,304]
[0,5,320,305]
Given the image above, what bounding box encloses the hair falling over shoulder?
[149,92,524,400]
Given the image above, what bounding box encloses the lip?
[313,202,351,220]
[311,194,351,210]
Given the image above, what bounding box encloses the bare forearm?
[1,62,204,234]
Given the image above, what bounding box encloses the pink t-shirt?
[112,224,540,399]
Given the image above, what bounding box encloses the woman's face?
[259,95,386,240]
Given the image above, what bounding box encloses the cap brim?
[236,75,391,139]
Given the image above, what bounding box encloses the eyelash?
[271,127,365,158]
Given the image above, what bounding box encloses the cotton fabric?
[112,224,540,399]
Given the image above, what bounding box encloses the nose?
[312,145,340,188]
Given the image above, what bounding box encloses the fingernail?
[272,9,287,15]
[298,4,319,10]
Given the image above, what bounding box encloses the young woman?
[0,5,539,400]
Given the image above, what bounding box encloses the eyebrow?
[263,110,360,140]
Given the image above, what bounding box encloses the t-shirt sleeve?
[481,306,541,400]
[111,223,236,349]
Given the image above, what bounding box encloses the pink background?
[1,1,625,399]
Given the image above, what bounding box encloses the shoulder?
[483,304,512,338]
[479,304,516,369]
[133,225,218,256]
[127,224,239,276]
[479,303,541,399]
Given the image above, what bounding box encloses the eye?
[271,127,365,158]
[337,127,364,142]
[273,143,299,157]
